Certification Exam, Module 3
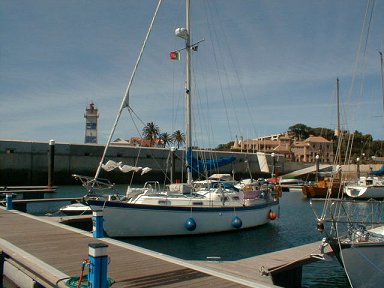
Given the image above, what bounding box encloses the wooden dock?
[0,207,333,288]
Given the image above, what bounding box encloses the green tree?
[308,127,336,141]
[172,130,185,148]
[215,142,234,151]
[159,132,172,148]
[142,122,160,147]
[288,123,311,140]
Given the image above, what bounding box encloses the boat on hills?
[76,0,279,237]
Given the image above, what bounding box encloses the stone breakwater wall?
[0,139,305,186]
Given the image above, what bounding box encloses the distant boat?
[275,178,304,192]
[302,177,342,198]
[303,79,343,199]
[59,202,92,216]
[80,0,280,237]
[344,176,384,199]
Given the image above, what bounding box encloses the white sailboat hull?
[344,176,384,198]
[88,200,279,237]
[344,185,384,198]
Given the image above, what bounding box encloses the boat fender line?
[77,258,90,288]
[231,216,242,228]
[185,217,197,231]
[268,210,277,220]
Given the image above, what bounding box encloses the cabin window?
[192,202,203,206]
[6,149,15,154]
[158,200,171,205]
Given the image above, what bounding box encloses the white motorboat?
[81,0,280,237]
[59,202,92,216]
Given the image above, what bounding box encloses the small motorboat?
[59,202,91,216]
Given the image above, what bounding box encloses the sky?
[1,0,384,148]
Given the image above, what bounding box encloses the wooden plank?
[188,241,333,285]
[0,208,259,288]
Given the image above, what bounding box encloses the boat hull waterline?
[88,200,279,237]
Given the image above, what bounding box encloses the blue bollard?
[88,243,108,288]
[93,210,104,238]
[6,193,13,210]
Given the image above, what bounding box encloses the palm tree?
[142,122,160,147]
[159,132,172,148]
[172,130,185,148]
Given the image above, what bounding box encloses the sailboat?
[310,7,384,285]
[302,78,344,199]
[79,0,279,237]
[344,174,384,199]
[343,52,384,200]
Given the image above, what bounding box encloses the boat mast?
[185,0,192,184]
[380,51,384,114]
[336,77,340,137]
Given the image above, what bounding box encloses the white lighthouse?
[84,102,99,144]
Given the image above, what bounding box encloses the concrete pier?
[0,139,308,186]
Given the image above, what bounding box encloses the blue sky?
[1,0,383,147]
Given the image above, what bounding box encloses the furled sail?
[101,160,122,172]
[187,148,235,174]
[102,160,151,175]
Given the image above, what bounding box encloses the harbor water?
[28,185,350,288]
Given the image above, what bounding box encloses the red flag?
[170,51,180,60]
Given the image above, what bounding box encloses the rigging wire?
[93,0,163,182]
[344,0,376,137]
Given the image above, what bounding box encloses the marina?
[1,192,337,288]
[1,186,350,287]
[1,0,383,287]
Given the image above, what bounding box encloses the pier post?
[92,210,104,238]
[88,243,108,288]
[5,193,13,210]
[48,140,55,188]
